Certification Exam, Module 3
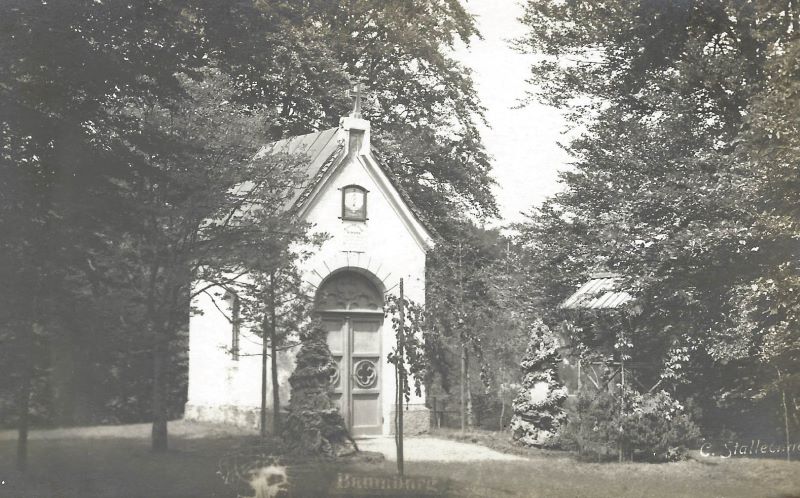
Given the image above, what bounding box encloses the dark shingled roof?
[254,127,346,210]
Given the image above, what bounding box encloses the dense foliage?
[563,389,701,462]
[0,0,495,460]
[515,0,800,441]
[424,223,527,431]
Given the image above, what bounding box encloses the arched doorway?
[315,270,384,436]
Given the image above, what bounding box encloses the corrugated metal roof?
[560,273,633,310]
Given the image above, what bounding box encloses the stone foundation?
[187,402,431,436]
[389,404,430,435]
[184,403,270,432]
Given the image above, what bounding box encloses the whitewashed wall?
[301,152,429,435]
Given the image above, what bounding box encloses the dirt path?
[357,436,527,462]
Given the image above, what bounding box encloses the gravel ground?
[357,436,527,462]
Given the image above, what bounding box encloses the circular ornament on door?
[354,360,378,388]
[329,361,340,388]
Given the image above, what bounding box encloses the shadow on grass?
[2,430,799,498]
[215,437,519,497]
[0,434,514,498]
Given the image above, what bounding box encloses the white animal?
[242,465,290,498]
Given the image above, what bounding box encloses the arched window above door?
[315,271,383,313]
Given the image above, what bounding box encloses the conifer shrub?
[219,323,358,494]
[282,322,357,457]
[510,319,567,447]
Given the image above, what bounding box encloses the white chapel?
[184,110,435,437]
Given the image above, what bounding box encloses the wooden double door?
[322,314,383,436]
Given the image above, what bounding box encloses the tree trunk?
[260,313,269,438]
[151,335,168,452]
[465,349,473,430]
[146,261,168,452]
[499,399,505,431]
[396,278,405,476]
[269,273,280,435]
[16,321,35,471]
[456,241,468,435]
[460,340,467,435]
[781,388,791,462]
[777,368,791,462]
[51,327,77,426]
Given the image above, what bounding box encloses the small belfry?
[184,105,435,436]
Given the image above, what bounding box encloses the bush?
[562,388,701,462]
[283,323,357,457]
[510,319,567,447]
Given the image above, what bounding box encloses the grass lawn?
[1,422,799,497]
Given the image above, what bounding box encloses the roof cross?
[348,82,368,118]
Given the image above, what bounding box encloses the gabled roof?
[255,121,435,250]
[560,273,633,310]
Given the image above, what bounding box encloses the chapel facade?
[184,113,434,437]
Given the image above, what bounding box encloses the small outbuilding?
[558,273,636,395]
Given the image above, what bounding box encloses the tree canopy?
[515,0,800,438]
[0,0,499,459]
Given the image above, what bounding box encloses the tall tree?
[224,234,322,436]
[108,70,311,450]
[1,0,211,464]
[515,0,800,437]
[426,222,518,431]
[1,0,499,460]
[712,33,800,453]
[202,0,498,225]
